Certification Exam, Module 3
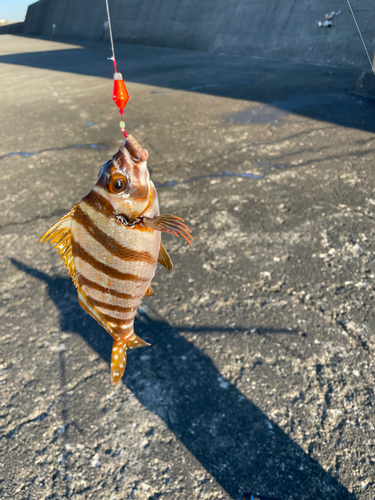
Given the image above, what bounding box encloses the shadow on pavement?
[1,35,375,134]
[11,259,355,500]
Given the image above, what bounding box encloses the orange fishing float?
[112,70,129,137]
[112,72,129,111]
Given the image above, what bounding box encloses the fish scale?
[40,135,192,384]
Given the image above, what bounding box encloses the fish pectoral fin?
[143,284,155,297]
[111,333,150,385]
[77,288,118,340]
[141,215,192,246]
[158,242,173,271]
[39,206,78,286]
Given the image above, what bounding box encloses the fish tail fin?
[111,339,127,385]
[110,333,150,385]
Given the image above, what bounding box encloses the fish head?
[97,135,151,222]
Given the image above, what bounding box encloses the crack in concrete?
[0,143,108,161]
[293,292,373,355]
[3,405,53,437]
[0,211,68,230]
[335,318,371,354]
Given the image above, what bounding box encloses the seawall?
[21,0,375,69]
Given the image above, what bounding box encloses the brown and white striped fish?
[40,135,192,385]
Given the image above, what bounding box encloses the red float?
[112,72,129,111]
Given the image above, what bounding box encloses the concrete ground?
[1,34,375,500]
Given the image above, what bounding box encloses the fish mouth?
[124,135,148,163]
[115,213,141,227]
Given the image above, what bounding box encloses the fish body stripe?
[101,313,134,325]
[119,324,133,332]
[97,308,135,322]
[73,241,148,283]
[119,326,134,334]
[86,296,136,313]
[80,193,158,251]
[72,219,156,282]
[77,274,141,300]
[75,258,145,300]
[140,182,158,218]
[74,205,155,264]
[83,189,114,217]
[83,286,136,309]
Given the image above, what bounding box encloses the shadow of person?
[1,40,375,135]
[11,259,355,500]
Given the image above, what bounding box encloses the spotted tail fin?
[111,333,150,385]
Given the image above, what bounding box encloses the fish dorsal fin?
[77,288,118,340]
[158,241,173,271]
[39,206,78,287]
[143,284,155,297]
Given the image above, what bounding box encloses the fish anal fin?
[143,284,155,297]
[158,242,173,271]
[111,333,150,385]
[40,206,78,286]
[77,288,118,340]
[141,214,193,246]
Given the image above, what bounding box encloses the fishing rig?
[103,0,375,118]
[105,0,129,138]
[103,0,375,133]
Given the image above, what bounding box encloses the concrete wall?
[0,22,23,34]
[22,0,375,69]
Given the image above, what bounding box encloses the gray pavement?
[1,35,375,500]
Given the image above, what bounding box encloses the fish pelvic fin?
[111,333,150,385]
[39,206,78,286]
[141,215,193,246]
[143,284,155,297]
[77,288,119,340]
[158,241,173,271]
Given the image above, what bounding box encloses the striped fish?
[40,135,192,384]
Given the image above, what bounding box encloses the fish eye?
[107,175,127,193]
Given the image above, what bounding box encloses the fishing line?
[105,0,116,70]
[346,0,375,75]
[104,0,129,137]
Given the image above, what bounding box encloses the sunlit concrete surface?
[1,34,375,499]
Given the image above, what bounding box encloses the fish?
[40,135,192,384]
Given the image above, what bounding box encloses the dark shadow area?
[11,259,355,500]
[2,35,375,134]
